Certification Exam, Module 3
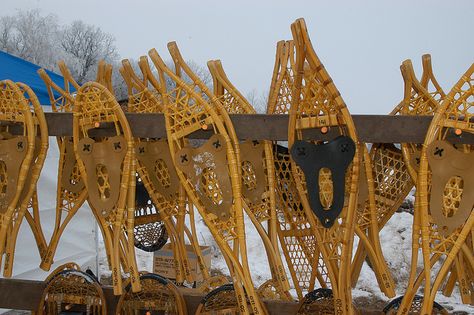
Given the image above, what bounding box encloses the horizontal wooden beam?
[40,113,474,144]
[0,278,384,314]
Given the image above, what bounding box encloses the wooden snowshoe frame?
[120,58,227,289]
[288,18,359,315]
[296,288,360,315]
[268,40,330,299]
[38,64,130,275]
[195,283,255,315]
[384,295,448,315]
[2,82,49,277]
[73,80,140,295]
[96,59,114,95]
[148,44,266,314]
[0,80,36,275]
[351,55,443,293]
[115,273,187,315]
[396,61,474,314]
[37,265,106,315]
[121,58,193,283]
[207,59,292,300]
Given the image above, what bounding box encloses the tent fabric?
[0,50,73,105]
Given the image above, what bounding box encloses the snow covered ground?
[98,195,474,313]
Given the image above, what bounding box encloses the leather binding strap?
[37,264,107,314]
[115,273,187,314]
[290,136,355,228]
[395,61,474,314]
[288,19,359,315]
[427,140,474,235]
[267,40,330,299]
[207,59,292,300]
[149,44,266,314]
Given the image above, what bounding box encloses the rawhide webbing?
[239,140,267,205]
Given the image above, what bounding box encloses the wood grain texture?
[35,112,474,143]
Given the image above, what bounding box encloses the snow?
[98,198,474,313]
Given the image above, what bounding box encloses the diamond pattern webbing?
[41,271,105,315]
[275,147,330,295]
[358,145,413,231]
[118,277,180,314]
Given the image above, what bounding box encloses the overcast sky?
[2,0,473,113]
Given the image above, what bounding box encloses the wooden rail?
[0,113,470,313]
[36,113,474,144]
[0,278,383,314]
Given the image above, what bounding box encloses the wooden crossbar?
[40,113,474,144]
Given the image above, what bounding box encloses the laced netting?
[296,289,337,315]
[118,277,180,314]
[357,145,413,230]
[165,82,238,243]
[197,284,253,314]
[128,88,163,113]
[443,73,474,129]
[41,271,105,315]
[384,295,448,315]
[76,84,122,129]
[274,146,330,295]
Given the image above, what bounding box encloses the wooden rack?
[42,112,474,143]
[0,278,383,314]
[0,113,470,314]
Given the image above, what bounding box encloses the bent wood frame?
[124,56,229,291]
[72,80,140,295]
[288,19,360,315]
[351,54,444,292]
[2,82,49,277]
[207,59,292,300]
[268,40,321,298]
[120,59,192,284]
[397,62,474,314]
[148,46,267,314]
[37,64,130,274]
[0,80,36,276]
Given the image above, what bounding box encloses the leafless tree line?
[0,10,118,84]
[0,9,267,108]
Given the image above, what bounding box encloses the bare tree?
[60,20,118,84]
[0,10,60,70]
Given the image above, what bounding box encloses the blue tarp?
[0,50,72,105]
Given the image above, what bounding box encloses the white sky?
[2,0,473,113]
